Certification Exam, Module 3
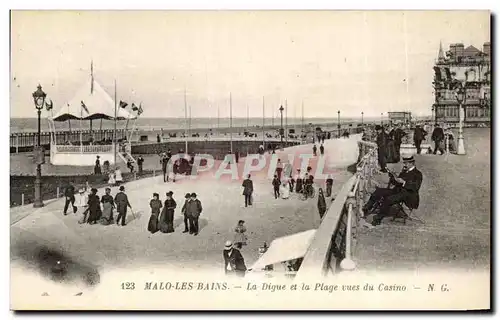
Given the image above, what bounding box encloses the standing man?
[272,175,281,199]
[413,125,427,155]
[242,174,254,207]
[375,125,389,172]
[431,123,445,155]
[187,193,202,236]
[157,133,161,143]
[312,144,317,156]
[181,193,191,233]
[275,159,283,181]
[161,153,168,182]
[63,182,77,215]
[114,185,132,226]
[319,144,325,156]
[137,155,144,175]
[390,123,407,157]
[325,174,334,197]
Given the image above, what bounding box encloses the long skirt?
[99,202,114,225]
[159,209,175,233]
[295,179,303,193]
[148,214,159,234]
[87,207,101,224]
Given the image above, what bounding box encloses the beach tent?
[248,229,316,271]
[51,77,136,122]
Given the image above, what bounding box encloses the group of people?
[63,184,133,226]
[147,191,203,235]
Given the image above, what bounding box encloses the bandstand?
[48,75,137,166]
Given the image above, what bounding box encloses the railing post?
[16,134,19,153]
[340,194,357,271]
[21,193,24,206]
[56,187,60,198]
[134,172,137,180]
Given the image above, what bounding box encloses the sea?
[10,117,369,133]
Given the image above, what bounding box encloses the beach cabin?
[246,229,316,279]
[48,75,137,166]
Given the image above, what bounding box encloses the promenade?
[11,135,359,281]
[355,128,490,271]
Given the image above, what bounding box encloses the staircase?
[116,142,136,165]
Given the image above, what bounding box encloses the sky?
[10,10,490,119]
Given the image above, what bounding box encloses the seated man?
[363,156,423,226]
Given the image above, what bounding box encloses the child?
[233,220,248,249]
[148,193,162,234]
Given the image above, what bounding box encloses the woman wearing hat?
[159,191,176,233]
[148,193,162,234]
[223,240,247,277]
[76,187,89,224]
[86,188,102,225]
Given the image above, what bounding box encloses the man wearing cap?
[431,123,445,155]
[363,155,423,226]
[186,193,202,235]
[114,185,132,226]
[242,174,254,207]
[181,193,192,233]
[413,125,427,155]
[63,182,77,215]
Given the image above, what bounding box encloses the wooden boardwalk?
[355,128,491,271]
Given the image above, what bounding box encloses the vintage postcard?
[9,10,491,310]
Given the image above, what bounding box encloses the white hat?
[224,240,233,250]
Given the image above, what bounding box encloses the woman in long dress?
[76,188,89,224]
[148,193,162,234]
[99,187,114,225]
[159,191,176,233]
[114,167,123,186]
[86,188,101,225]
[280,181,290,199]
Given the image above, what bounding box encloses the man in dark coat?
[325,175,334,197]
[223,241,247,277]
[389,123,407,157]
[375,125,389,172]
[114,185,132,226]
[181,193,191,233]
[431,123,445,155]
[272,175,281,199]
[63,183,77,215]
[312,144,317,156]
[186,193,202,236]
[363,156,423,226]
[319,144,325,155]
[242,174,254,207]
[137,155,144,175]
[275,159,283,181]
[413,125,427,155]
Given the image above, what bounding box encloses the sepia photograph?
[8,9,491,310]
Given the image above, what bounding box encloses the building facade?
[432,42,491,125]
[388,111,412,125]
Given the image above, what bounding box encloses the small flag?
[45,99,53,111]
[119,100,128,108]
[131,103,139,111]
[81,101,89,114]
[138,103,143,116]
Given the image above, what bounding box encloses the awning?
[249,229,316,271]
[51,77,136,122]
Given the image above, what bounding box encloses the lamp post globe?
[32,84,47,208]
[455,84,466,155]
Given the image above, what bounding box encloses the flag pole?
[285,99,288,143]
[301,100,304,144]
[262,96,265,146]
[184,88,188,154]
[230,92,233,154]
[246,104,249,133]
[217,104,220,136]
[114,79,117,165]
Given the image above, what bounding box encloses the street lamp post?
[32,84,47,208]
[337,110,340,137]
[380,112,383,125]
[361,111,364,126]
[454,82,466,155]
[279,105,284,144]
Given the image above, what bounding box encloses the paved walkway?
[11,136,359,280]
[355,128,490,271]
